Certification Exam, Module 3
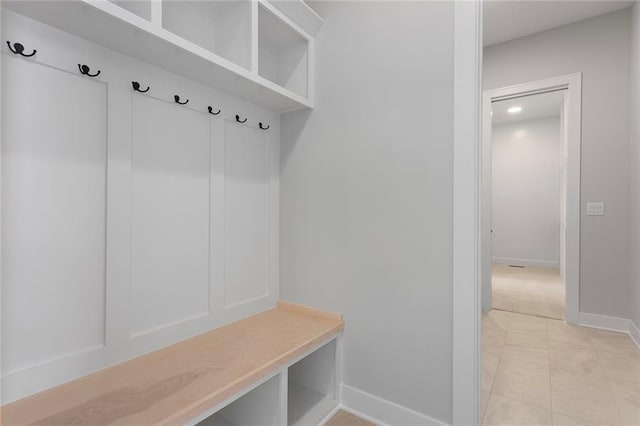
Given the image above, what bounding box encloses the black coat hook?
[78,64,101,77]
[208,106,221,115]
[235,114,247,123]
[259,122,270,130]
[132,81,150,93]
[7,41,36,57]
[174,95,189,105]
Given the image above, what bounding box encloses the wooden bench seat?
[2,301,344,426]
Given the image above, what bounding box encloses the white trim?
[492,257,559,269]
[629,320,640,348]
[481,73,582,325]
[579,312,631,334]
[340,384,447,426]
[579,313,640,350]
[339,406,385,426]
[452,1,482,425]
[317,404,342,426]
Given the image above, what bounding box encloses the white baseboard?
[579,312,630,333]
[318,404,343,426]
[579,312,640,349]
[340,384,447,426]
[492,257,559,268]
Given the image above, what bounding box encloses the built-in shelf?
[3,0,316,112]
[197,375,281,426]
[288,340,337,426]
[108,0,152,21]
[162,0,252,70]
[258,2,309,99]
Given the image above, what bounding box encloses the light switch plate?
[586,202,605,216]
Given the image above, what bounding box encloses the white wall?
[484,9,632,319]
[280,1,454,423]
[492,117,562,268]
[629,2,640,330]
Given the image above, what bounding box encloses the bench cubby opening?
[197,374,282,426]
[287,339,337,426]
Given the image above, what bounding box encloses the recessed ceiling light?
[508,106,522,114]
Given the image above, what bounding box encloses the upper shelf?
[3,0,321,112]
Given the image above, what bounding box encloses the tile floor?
[482,309,640,425]
[492,264,565,320]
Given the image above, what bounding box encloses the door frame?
[451,9,583,418]
[481,73,582,324]
[452,1,482,424]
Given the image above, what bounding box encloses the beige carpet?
[492,264,564,320]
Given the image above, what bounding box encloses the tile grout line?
[597,346,626,425]
[546,318,555,426]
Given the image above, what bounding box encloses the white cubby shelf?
[196,338,339,426]
[4,0,321,112]
[288,339,338,426]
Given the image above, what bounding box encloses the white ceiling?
[484,0,633,46]
[492,90,565,125]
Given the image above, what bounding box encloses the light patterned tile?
[597,349,640,383]
[546,320,591,348]
[501,345,549,369]
[482,390,491,423]
[552,412,593,426]
[550,372,622,424]
[510,315,549,332]
[483,393,552,426]
[484,310,515,333]
[549,341,605,381]
[483,351,501,391]
[587,329,639,355]
[506,329,548,350]
[484,327,507,356]
[608,380,640,426]
[492,358,551,409]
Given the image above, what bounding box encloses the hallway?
[482,310,640,425]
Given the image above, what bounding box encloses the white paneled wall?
[1,10,279,403]
[130,96,212,336]
[2,57,108,372]
[225,123,270,307]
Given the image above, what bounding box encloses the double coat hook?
[7,41,36,57]
[208,106,221,115]
[259,122,270,130]
[78,64,101,77]
[132,81,150,93]
[174,95,189,105]
[235,114,247,123]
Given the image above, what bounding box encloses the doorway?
[481,74,582,324]
[490,90,565,320]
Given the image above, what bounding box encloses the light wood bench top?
[2,301,344,426]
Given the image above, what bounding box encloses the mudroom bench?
[2,301,344,426]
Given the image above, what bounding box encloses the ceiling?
[492,90,565,125]
[484,0,633,46]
